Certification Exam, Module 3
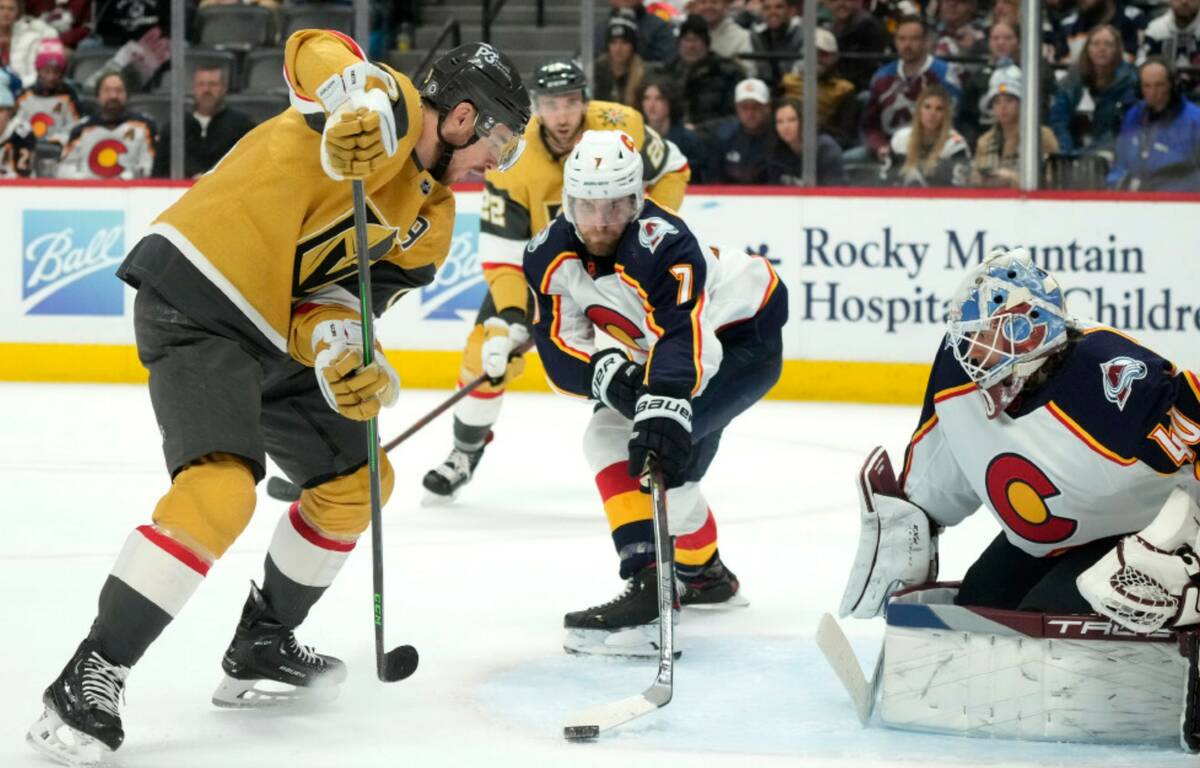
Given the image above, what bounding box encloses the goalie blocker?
[876,583,1200,751]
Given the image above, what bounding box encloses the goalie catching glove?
[1077,488,1200,634]
[839,446,938,619]
[314,61,400,180]
[312,318,400,421]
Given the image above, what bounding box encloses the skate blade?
[684,591,750,611]
[563,624,682,660]
[211,674,340,710]
[26,707,114,767]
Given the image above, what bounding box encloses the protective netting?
[1104,566,1178,632]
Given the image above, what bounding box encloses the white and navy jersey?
[0,120,35,177]
[523,199,785,399]
[901,327,1200,557]
[57,111,156,180]
[15,83,84,144]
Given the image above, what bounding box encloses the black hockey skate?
[27,638,129,767]
[212,583,346,709]
[421,443,486,504]
[680,552,749,609]
[563,564,680,658]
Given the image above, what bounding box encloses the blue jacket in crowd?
[1048,61,1139,154]
[1107,96,1200,191]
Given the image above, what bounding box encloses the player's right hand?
[312,319,400,421]
[316,62,398,181]
[480,316,529,384]
[590,348,643,421]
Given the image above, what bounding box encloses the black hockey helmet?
[419,43,531,174]
[529,59,588,100]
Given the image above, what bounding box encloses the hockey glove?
[480,313,529,385]
[312,319,400,421]
[590,348,643,421]
[628,392,692,489]
[316,62,399,181]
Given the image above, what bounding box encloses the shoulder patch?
[1100,356,1148,411]
[637,217,678,254]
[526,223,552,253]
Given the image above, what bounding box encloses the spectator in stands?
[1049,24,1138,154]
[24,0,91,49]
[594,14,647,107]
[92,0,168,48]
[970,65,1060,187]
[657,14,743,124]
[749,0,802,88]
[0,0,57,86]
[692,0,754,74]
[636,75,714,181]
[0,83,34,175]
[862,15,962,163]
[934,0,987,62]
[706,77,772,182]
[888,84,972,186]
[1056,0,1144,63]
[1140,0,1200,97]
[780,28,858,148]
[15,38,81,144]
[828,0,890,92]
[58,71,155,178]
[767,97,847,184]
[959,20,1018,147]
[597,0,677,64]
[990,0,1021,27]
[152,65,253,179]
[0,63,17,101]
[1108,58,1200,190]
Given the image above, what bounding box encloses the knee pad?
[151,452,256,560]
[582,407,633,474]
[299,453,395,537]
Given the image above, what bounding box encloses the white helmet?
[562,129,644,233]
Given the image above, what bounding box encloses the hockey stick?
[815,612,883,725]
[563,463,675,740]
[351,178,419,683]
[265,340,536,503]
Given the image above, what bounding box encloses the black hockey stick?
[264,338,535,503]
[351,178,418,683]
[563,461,675,739]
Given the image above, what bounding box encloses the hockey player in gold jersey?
[27,31,530,766]
[422,59,689,502]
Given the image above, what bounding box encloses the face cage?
[947,300,1064,392]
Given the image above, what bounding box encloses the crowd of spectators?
[2,0,1200,191]
[590,0,1200,190]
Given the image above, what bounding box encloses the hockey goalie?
[837,248,1200,750]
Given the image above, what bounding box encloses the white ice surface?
[0,384,1189,768]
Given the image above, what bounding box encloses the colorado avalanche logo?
[526,223,551,253]
[1100,356,1147,411]
[87,138,128,178]
[637,217,677,254]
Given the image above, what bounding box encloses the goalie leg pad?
[839,447,937,619]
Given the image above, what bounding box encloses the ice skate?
[680,552,749,609]
[27,638,129,767]
[563,565,681,659]
[421,444,485,505]
[212,583,346,709]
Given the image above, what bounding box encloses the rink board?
[4,181,1199,403]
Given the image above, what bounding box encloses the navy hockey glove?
[628,392,692,489]
[590,349,643,420]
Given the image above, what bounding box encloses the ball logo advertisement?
[419,212,487,321]
[22,209,126,316]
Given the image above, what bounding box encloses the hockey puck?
[380,645,419,682]
[266,476,301,502]
[563,725,599,741]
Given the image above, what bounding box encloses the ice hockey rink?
[1,384,1190,768]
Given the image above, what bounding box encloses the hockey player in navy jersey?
[524,129,787,656]
[840,248,1200,625]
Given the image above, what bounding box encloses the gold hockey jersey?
[478,100,691,314]
[118,29,453,362]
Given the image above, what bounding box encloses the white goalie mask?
[561,129,644,240]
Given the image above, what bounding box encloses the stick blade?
[266,476,301,502]
[815,612,873,725]
[562,691,662,741]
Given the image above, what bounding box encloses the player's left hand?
[312,319,400,421]
[480,316,529,384]
[628,392,692,489]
